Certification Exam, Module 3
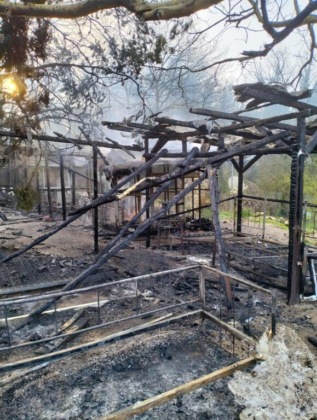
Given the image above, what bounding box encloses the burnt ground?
[0,218,316,419]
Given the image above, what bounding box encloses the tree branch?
[0,0,223,20]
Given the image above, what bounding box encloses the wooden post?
[191,177,195,218]
[93,148,99,254]
[198,182,202,224]
[45,150,53,217]
[71,171,76,207]
[199,266,206,309]
[262,198,267,240]
[237,155,244,233]
[144,138,151,248]
[288,117,306,304]
[59,154,67,221]
[36,169,42,216]
[207,165,233,308]
[145,184,151,248]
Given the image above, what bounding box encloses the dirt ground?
[0,215,316,419]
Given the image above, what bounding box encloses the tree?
[0,1,316,73]
[0,1,316,139]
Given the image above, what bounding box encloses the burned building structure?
[0,83,317,418]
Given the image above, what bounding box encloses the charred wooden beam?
[44,147,53,217]
[234,85,317,112]
[59,154,67,221]
[306,130,317,154]
[189,108,310,133]
[0,149,169,264]
[15,161,205,323]
[207,165,232,308]
[242,155,261,173]
[1,132,287,266]
[288,117,306,304]
[93,147,99,254]
[218,110,311,134]
[151,136,168,154]
[0,129,143,151]
[237,156,244,233]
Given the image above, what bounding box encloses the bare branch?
[0,0,223,20]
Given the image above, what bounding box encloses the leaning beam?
[103,357,257,420]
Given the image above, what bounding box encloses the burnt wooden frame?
[101,84,317,304]
[1,84,317,304]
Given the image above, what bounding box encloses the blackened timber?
[151,136,168,154]
[1,132,286,265]
[100,179,175,257]
[105,121,201,139]
[158,204,211,220]
[217,110,310,134]
[59,154,67,221]
[1,149,169,264]
[127,121,201,138]
[104,137,136,159]
[78,127,111,166]
[155,116,207,131]
[288,117,306,304]
[237,156,244,233]
[231,158,239,172]
[18,172,206,323]
[233,86,317,112]
[71,172,76,206]
[145,170,151,249]
[48,157,90,180]
[69,148,169,216]
[243,195,290,205]
[143,147,290,160]
[73,131,290,216]
[175,147,200,169]
[44,149,53,217]
[306,130,317,154]
[189,108,302,133]
[93,148,99,254]
[54,131,82,150]
[0,130,143,151]
[242,155,261,173]
[207,165,232,308]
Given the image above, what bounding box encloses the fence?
[0,264,276,373]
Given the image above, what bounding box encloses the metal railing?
[0,264,277,372]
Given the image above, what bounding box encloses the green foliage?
[0,17,28,70]
[304,155,317,204]
[111,32,168,76]
[0,15,51,71]
[244,155,291,216]
[14,184,39,211]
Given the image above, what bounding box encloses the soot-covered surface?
[0,324,242,419]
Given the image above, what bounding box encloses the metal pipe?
[0,265,200,306]
[202,265,274,296]
[0,299,200,352]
